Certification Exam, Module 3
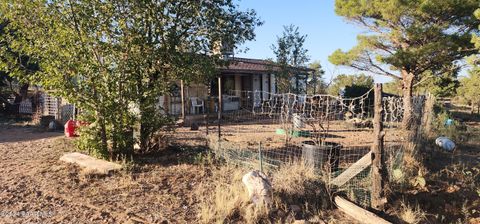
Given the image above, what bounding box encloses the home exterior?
[159,57,313,117]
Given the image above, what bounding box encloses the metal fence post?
[218,76,222,139]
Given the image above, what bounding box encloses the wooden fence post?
[217,76,222,139]
[371,83,386,210]
[258,141,263,172]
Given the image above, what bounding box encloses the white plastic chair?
[190,97,204,114]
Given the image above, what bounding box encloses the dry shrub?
[243,202,271,224]
[272,160,332,217]
[397,202,426,224]
[199,181,247,223]
[197,161,333,223]
[197,165,271,223]
[272,160,317,195]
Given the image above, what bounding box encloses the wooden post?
[335,196,391,224]
[205,96,209,135]
[258,141,263,172]
[217,76,222,139]
[371,83,386,210]
[180,80,185,120]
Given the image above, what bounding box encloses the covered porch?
[160,72,277,117]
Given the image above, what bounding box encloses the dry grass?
[197,165,269,223]
[196,160,334,223]
[398,202,426,224]
[272,160,318,194]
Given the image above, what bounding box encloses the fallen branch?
[334,196,391,224]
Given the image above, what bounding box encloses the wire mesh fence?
[208,87,435,208]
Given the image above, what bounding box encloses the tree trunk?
[471,102,475,115]
[13,83,29,103]
[139,103,150,152]
[401,71,415,130]
[97,112,109,159]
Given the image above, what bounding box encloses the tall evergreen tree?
[329,0,480,129]
[271,25,310,93]
[308,61,326,94]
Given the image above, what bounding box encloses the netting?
[208,88,434,208]
[209,89,378,207]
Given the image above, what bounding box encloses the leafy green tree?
[460,9,480,114]
[457,66,480,114]
[329,0,480,129]
[0,20,38,104]
[271,24,310,93]
[327,74,373,96]
[1,0,261,157]
[307,61,326,94]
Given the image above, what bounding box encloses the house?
[159,57,313,119]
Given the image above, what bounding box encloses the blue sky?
[236,0,392,83]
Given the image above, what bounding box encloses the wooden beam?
[371,83,387,210]
[334,196,391,224]
[330,151,372,187]
[180,80,185,119]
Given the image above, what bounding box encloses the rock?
[242,170,272,204]
[290,204,302,213]
[60,152,122,174]
[176,119,184,126]
[190,122,199,131]
[435,137,456,152]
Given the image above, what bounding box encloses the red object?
[64,120,77,137]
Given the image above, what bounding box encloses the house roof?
[219,57,313,74]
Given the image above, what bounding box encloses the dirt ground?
[219,119,406,147]
[1,107,478,223]
[0,123,357,223]
[0,124,213,223]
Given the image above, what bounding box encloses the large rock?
[242,170,272,204]
[60,152,122,174]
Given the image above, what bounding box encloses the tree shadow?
[131,144,210,168]
[0,124,63,143]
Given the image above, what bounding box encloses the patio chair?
[190,97,204,114]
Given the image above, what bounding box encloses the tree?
[1,0,261,157]
[329,0,480,129]
[382,69,459,97]
[459,9,480,115]
[327,74,373,96]
[0,20,38,104]
[271,24,310,93]
[457,66,480,114]
[414,70,459,97]
[307,61,326,94]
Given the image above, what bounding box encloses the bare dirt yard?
[0,124,211,223]
[0,123,357,223]
[1,107,478,224]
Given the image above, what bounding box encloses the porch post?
[180,80,185,119]
[217,76,222,139]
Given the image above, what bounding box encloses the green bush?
[431,105,468,143]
